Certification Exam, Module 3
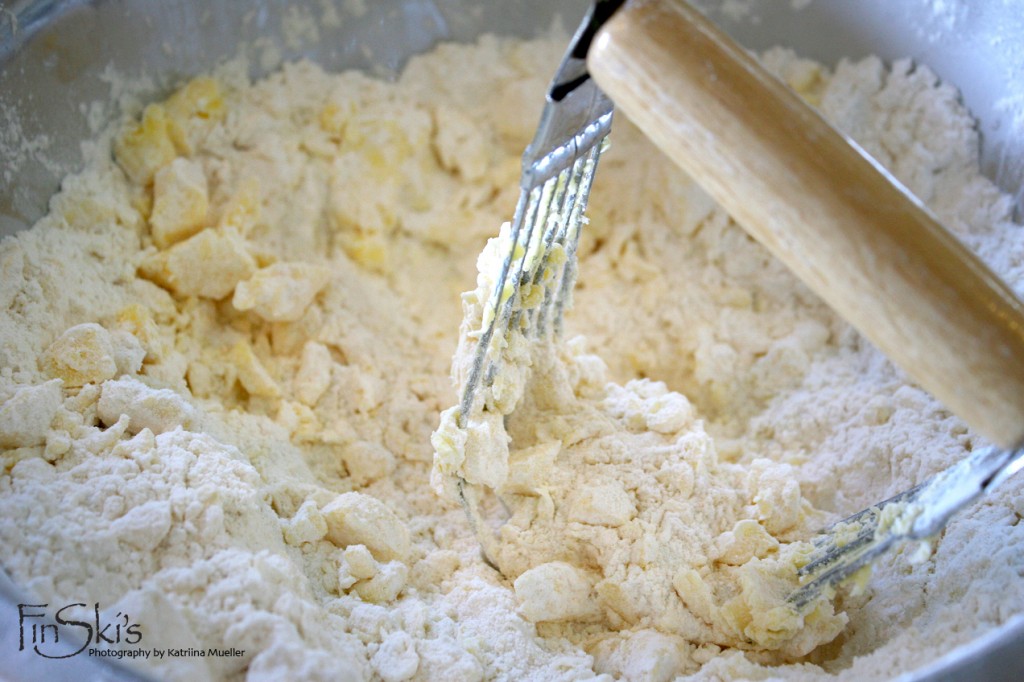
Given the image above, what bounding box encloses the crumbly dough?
[2,34,1023,682]
[433,218,846,668]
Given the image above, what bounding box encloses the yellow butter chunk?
[164,76,226,155]
[150,157,209,249]
[714,519,780,565]
[114,104,177,185]
[319,101,354,137]
[343,116,424,170]
[232,262,331,322]
[519,283,544,309]
[429,406,467,479]
[114,304,164,360]
[40,323,118,387]
[293,341,333,407]
[321,492,410,562]
[140,228,256,299]
[217,178,261,235]
[229,341,280,398]
[338,232,388,271]
[328,166,393,272]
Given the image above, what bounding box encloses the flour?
[1,32,1023,682]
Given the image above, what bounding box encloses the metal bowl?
[1,1,1022,679]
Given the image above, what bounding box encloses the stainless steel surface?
[520,0,620,187]
[1,0,1022,679]
[904,614,1024,682]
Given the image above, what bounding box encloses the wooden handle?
[588,0,1024,449]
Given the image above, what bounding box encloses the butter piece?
[233,262,331,322]
[40,323,118,387]
[322,492,410,562]
[150,158,209,249]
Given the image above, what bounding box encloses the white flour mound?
[1,35,1023,682]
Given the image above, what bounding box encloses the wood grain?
[588,0,1024,448]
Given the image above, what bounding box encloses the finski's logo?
[17,603,142,659]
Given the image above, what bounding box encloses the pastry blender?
[455,0,1024,604]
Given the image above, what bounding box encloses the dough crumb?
[150,157,209,249]
[322,492,411,562]
[40,323,118,387]
[0,380,63,448]
[233,263,331,322]
[514,562,600,623]
[97,376,197,434]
